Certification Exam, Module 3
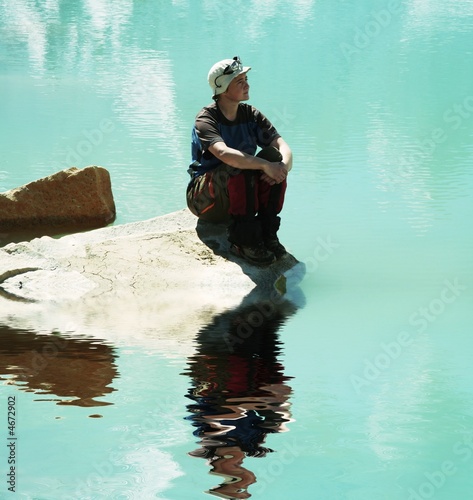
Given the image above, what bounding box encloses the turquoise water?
[1,0,473,498]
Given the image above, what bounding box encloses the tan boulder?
[0,166,116,234]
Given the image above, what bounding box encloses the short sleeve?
[251,106,281,147]
[194,108,223,153]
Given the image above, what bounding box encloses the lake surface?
[1,0,473,498]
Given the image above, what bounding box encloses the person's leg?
[226,169,275,266]
[255,147,288,258]
[257,176,287,214]
[226,169,257,217]
[186,165,232,224]
[257,180,287,258]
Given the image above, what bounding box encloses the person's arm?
[270,136,293,172]
[208,141,287,184]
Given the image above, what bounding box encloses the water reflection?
[183,297,298,499]
[1,0,182,156]
[2,0,49,74]
[0,325,118,407]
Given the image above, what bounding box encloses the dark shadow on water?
[183,284,304,499]
[0,326,118,407]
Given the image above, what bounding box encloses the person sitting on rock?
[186,56,293,266]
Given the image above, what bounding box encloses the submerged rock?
[0,166,116,235]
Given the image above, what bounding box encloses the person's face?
[225,72,250,102]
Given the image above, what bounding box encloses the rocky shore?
[0,208,304,352]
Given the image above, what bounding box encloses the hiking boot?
[230,242,276,266]
[258,214,287,259]
[227,216,276,266]
[264,237,287,259]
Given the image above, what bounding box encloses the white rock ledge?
[0,209,304,348]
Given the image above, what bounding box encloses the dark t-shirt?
[190,102,280,175]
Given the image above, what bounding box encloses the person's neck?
[217,97,240,122]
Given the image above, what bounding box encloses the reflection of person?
[193,446,255,500]
[187,56,293,266]
[184,299,296,499]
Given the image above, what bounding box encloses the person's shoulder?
[239,103,259,113]
[238,103,263,120]
[196,102,218,119]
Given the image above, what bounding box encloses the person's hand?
[262,161,288,185]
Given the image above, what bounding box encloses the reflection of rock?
[0,209,304,352]
[0,166,115,235]
[0,326,117,407]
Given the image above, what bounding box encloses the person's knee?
[256,146,282,162]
